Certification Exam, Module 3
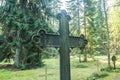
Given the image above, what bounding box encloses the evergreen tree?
[0,0,52,69]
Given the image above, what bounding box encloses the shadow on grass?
[0,64,20,71]
[101,66,120,73]
[75,64,88,68]
[72,61,96,68]
[0,63,45,71]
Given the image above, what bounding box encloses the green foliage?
[84,0,109,55]
[87,71,109,80]
[100,66,114,72]
[42,47,58,59]
[108,0,120,55]
[67,0,108,56]
[0,0,53,69]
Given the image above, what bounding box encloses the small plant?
[87,71,109,80]
[100,66,113,72]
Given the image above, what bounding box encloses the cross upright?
[32,10,88,80]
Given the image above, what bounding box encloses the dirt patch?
[0,64,20,71]
[113,74,120,80]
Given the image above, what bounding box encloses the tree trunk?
[84,50,87,62]
[78,49,81,62]
[83,26,87,62]
[14,0,25,68]
[83,0,87,62]
[77,0,81,62]
[103,0,111,67]
[14,30,21,67]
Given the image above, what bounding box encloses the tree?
[82,0,98,61]
[0,0,52,69]
[103,0,111,67]
[108,0,120,55]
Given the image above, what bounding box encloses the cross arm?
[69,36,82,48]
[44,34,60,47]
[69,34,88,49]
[32,29,60,48]
[32,30,88,49]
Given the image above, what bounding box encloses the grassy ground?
[0,56,120,80]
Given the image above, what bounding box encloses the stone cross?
[32,10,88,80]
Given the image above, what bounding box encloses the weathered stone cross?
[32,10,88,80]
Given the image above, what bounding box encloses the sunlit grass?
[0,58,60,80]
[0,56,120,80]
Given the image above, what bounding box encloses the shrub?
[100,66,113,72]
[87,71,109,80]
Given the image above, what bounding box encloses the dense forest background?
[0,0,119,69]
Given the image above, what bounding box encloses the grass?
[0,56,120,80]
[0,58,60,80]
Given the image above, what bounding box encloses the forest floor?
[0,56,120,80]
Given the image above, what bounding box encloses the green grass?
[0,58,60,80]
[0,57,120,80]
